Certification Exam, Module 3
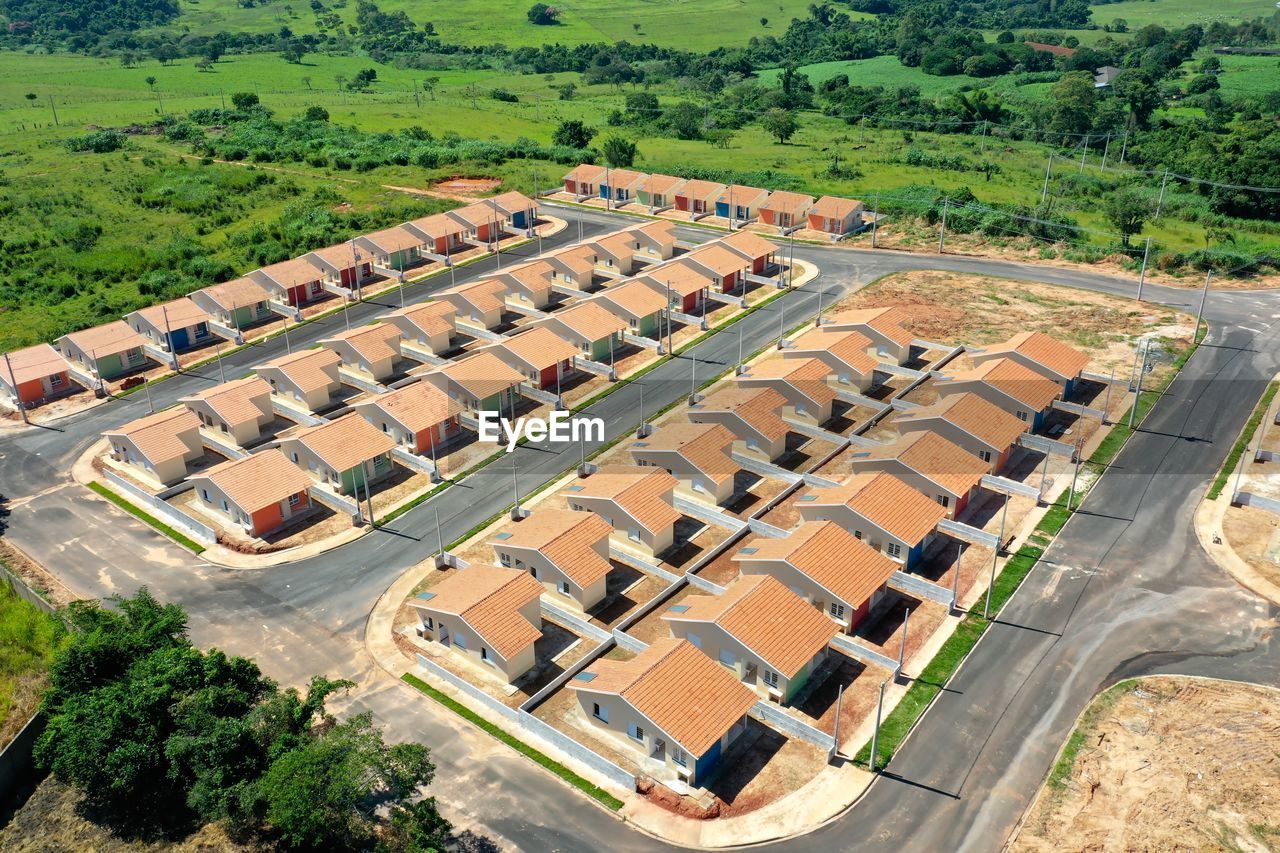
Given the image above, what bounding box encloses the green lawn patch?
[400,673,624,811]
[86,482,207,554]
[1207,380,1279,501]
[0,577,69,745]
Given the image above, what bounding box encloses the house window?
[718,649,736,668]
[628,724,644,742]
[480,647,492,664]
[887,542,903,559]
[288,493,302,508]
[200,489,210,502]
[291,451,300,464]
[937,495,950,508]
[454,633,467,650]
[499,552,511,566]
[423,616,433,630]
[629,318,637,328]
[853,530,863,540]
[1016,410,1030,422]
[221,500,230,512]
[763,670,779,689]
[672,747,687,767]
[311,281,322,293]
[687,633,701,648]
[49,373,64,388]
[978,450,993,463]
[830,602,846,620]
[557,580,570,596]
[628,527,641,542]
[593,703,609,723]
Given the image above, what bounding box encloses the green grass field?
[758,55,986,96]
[1216,54,1280,97]
[149,0,824,52]
[0,579,67,745]
[1089,0,1278,30]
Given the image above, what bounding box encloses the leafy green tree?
[231,91,260,111]
[624,91,658,120]
[1047,72,1097,136]
[1186,73,1219,95]
[551,119,595,148]
[557,82,576,100]
[663,101,703,140]
[602,136,637,167]
[761,108,799,143]
[303,105,330,122]
[527,3,560,25]
[1103,190,1147,248]
[1112,69,1162,129]
[378,798,453,853]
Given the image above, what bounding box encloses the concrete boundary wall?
[540,600,612,644]
[750,700,836,753]
[101,470,217,545]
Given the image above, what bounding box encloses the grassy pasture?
[758,55,986,95]
[1088,0,1278,30]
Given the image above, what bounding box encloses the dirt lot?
[1014,677,1280,852]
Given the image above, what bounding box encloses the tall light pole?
[1136,236,1152,302]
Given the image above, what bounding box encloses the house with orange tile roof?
[663,574,838,703]
[733,520,899,631]
[598,167,647,204]
[715,185,771,226]
[319,322,404,383]
[125,297,219,355]
[594,279,668,338]
[404,211,468,257]
[447,201,506,244]
[495,259,557,309]
[784,328,877,391]
[56,321,156,383]
[970,331,1089,393]
[540,302,627,364]
[796,472,950,568]
[186,448,314,538]
[821,306,913,364]
[718,230,780,275]
[563,164,606,199]
[357,224,431,273]
[637,260,714,313]
[307,240,375,291]
[191,277,275,331]
[412,565,544,682]
[688,387,790,462]
[104,407,203,487]
[682,243,751,294]
[180,376,273,447]
[569,637,756,785]
[934,357,1062,430]
[487,190,539,231]
[892,392,1028,473]
[674,179,726,218]
[847,431,989,518]
[1,343,76,408]
[758,191,815,232]
[490,509,614,609]
[490,327,579,391]
[634,174,686,212]
[589,230,642,276]
[250,255,329,307]
[544,244,598,290]
[253,348,343,413]
[421,351,525,414]
[354,380,463,454]
[563,467,681,556]
[277,412,397,496]
[438,279,508,329]
[807,196,865,237]
[382,301,456,358]
[736,357,837,424]
[627,220,679,261]
[630,423,738,505]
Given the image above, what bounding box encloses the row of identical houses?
[408,312,1091,785]
[0,192,539,410]
[561,164,865,238]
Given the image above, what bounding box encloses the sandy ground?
[1013,677,1280,852]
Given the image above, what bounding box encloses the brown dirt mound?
[434,177,501,193]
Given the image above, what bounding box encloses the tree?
[24,92,37,102]
[144,75,157,91]
[1103,190,1147,248]
[256,713,438,849]
[557,82,576,100]
[303,105,329,122]
[551,119,595,148]
[1186,73,1219,95]
[1047,72,1097,136]
[527,3,561,25]
[602,136,637,167]
[349,68,378,90]
[381,798,453,853]
[760,16,768,26]
[663,101,702,140]
[422,76,439,101]
[761,108,799,143]
[231,91,260,111]
[281,40,307,63]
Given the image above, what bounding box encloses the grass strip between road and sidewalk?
[400,672,624,812]
[86,482,206,555]
[1206,379,1279,501]
[854,329,1204,771]
[1043,680,1131,792]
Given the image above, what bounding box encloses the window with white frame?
[672,747,687,767]
[978,450,993,463]
[1016,410,1029,422]
[829,601,846,620]
[763,670,779,689]
[499,552,511,566]
[288,493,302,508]
[887,542,903,559]
[592,703,608,723]
[480,647,492,664]
[718,649,736,668]
[937,495,950,508]
[628,723,644,741]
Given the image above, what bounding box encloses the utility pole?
[951,540,963,613]
[1194,270,1211,342]
[665,281,674,356]
[1067,434,1083,510]
[1102,366,1115,421]
[938,199,948,254]
[1101,136,1110,171]
[1041,153,1053,204]
[869,679,887,773]
[47,95,59,126]
[871,194,880,249]
[1128,338,1150,429]
[1136,236,1152,302]
[896,607,910,676]
[736,325,745,374]
[1119,130,1128,165]
[3,352,28,424]
[984,495,1009,619]
[1154,169,1170,222]
[1079,136,1088,173]
[435,506,444,556]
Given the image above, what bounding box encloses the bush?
[490,88,519,103]
[65,130,126,153]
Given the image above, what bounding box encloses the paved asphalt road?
[2,203,1278,850]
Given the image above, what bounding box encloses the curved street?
[1,203,1277,851]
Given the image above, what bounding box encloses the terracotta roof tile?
[499,327,578,371]
[991,331,1088,379]
[417,565,543,659]
[258,256,325,288]
[825,306,912,346]
[637,174,685,195]
[741,357,838,406]
[677,179,727,203]
[719,185,770,206]
[197,448,312,513]
[443,278,506,315]
[690,387,789,443]
[591,230,640,258]
[563,164,606,184]
[642,260,713,297]
[551,301,627,339]
[493,509,613,588]
[761,191,815,216]
[3,343,70,386]
[291,412,395,472]
[449,201,506,229]
[488,190,536,214]
[322,322,401,364]
[851,431,988,498]
[436,351,526,398]
[58,321,149,360]
[564,467,680,535]
[892,393,1027,452]
[684,243,750,277]
[104,407,200,464]
[667,574,838,677]
[800,472,948,545]
[360,380,461,434]
[131,297,214,331]
[789,328,878,375]
[597,279,668,319]
[197,277,273,311]
[500,260,556,296]
[629,219,679,245]
[385,301,456,339]
[809,196,863,218]
[254,348,341,395]
[735,521,898,609]
[719,230,780,260]
[631,423,737,485]
[407,212,466,239]
[572,637,757,756]
[309,241,366,269]
[600,167,647,188]
[363,224,426,254]
[956,358,1061,411]
[183,376,271,428]
[548,244,597,277]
